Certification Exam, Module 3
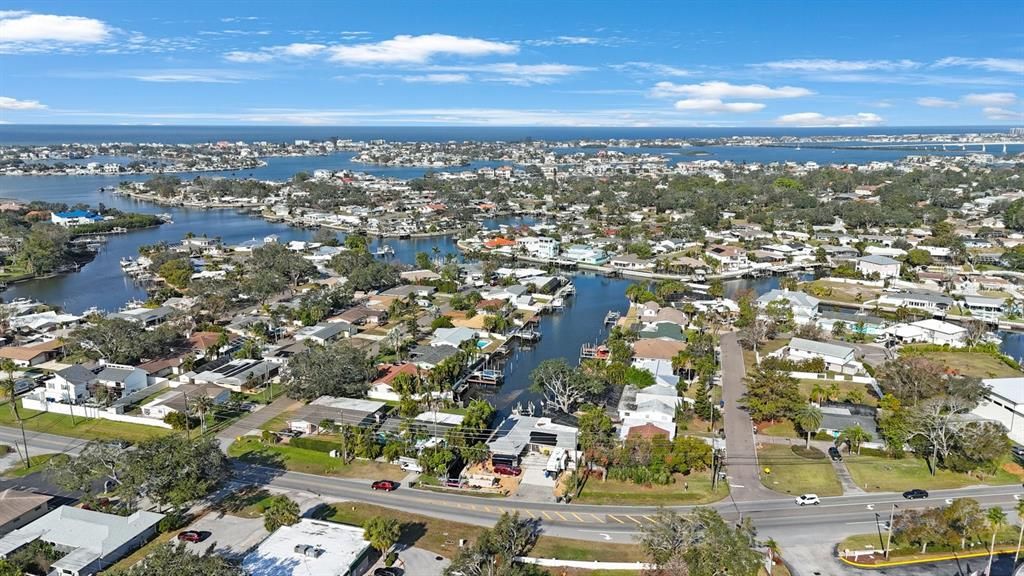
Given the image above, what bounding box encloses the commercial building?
[241,519,373,576]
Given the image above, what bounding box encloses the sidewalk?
[216,396,301,451]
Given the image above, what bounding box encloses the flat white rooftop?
[241,519,370,576]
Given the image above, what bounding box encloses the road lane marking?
[643,515,657,523]
[554,511,568,521]
[482,506,492,513]
[588,513,604,523]
[541,511,553,520]
[624,515,643,525]
[571,512,585,522]
[607,515,625,524]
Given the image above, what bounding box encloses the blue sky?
[0,0,1022,126]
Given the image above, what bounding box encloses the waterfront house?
[632,338,687,364]
[617,383,682,441]
[0,506,164,576]
[855,255,901,279]
[409,344,461,370]
[411,410,466,439]
[706,244,749,272]
[50,210,103,227]
[288,397,388,435]
[45,364,95,404]
[960,295,1005,321]
[430,327,477,348]
[108,306,174,328]
[884,318,967,347]
[756,289,820,323]
[609,254,656,271]
[562,244,609,265]
[876,291,953,313]
[822,245,860,262]
[774,337,857,373]
[516,236,560,259]
[487,415,577,467]
[367,362,421,402]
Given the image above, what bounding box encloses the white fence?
[21,396,173,429]
[515,557,654,570]
[789,371,883,398]
[822,277,885,288]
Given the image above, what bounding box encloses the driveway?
[216,396,301,451]
[720,332,784,502]
[376,546,450,576]
[180,512,267,559]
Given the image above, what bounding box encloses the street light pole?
[884,503,898,559]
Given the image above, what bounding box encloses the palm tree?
[810,382,828,404]
[0,368,29,467]
[364,516,401,558]
[839,425,872,455]
[831,321,847,339]
[794,403,823,449]
[826,382,840,403]
[1015,499,1024,565]
[987,506,1007,576]
[213,331,230,359]
[190,395,215,434]
[263,495,300,532]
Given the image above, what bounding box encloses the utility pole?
[884,503,898,559]
[182,389,191,441]
[18,419,30,468]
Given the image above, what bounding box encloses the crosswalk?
[437,498,661,526]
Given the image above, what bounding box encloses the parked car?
[828,446,842,462]
[371,480,399,491]
[903,489,929,500]
[492,464,522,476]
[795,494,820,506]
[373,568,401,576]
[177,531,203,543]
[1011,445,1024,458]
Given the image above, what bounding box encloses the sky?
[0,0,1022,127]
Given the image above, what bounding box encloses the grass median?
[318,502,645,563]
[757,444,842,496]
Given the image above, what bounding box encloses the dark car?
[1012,445,1024,458]
[371,480,399,491]
[903,489,929,500]
[828,446,842,462]
[492,464,522,476]
[177,531,203,543]
[373,568,401,576]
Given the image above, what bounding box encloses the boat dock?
[603,311,620,325]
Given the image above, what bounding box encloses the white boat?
[373,245,395,257]
[551,297,564,309]
[119,257,135,269]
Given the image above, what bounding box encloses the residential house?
[487,415,577,467]
[409,344,462,370]
[817,406,879,440]
[50,210,103,227]
[336,306,388,326]
[294,321,357,345]
[139,383,230,420]
[516,236,560,259]
[877,291,954,313]
[706,245,749,272]
[94,364,149,398]
[241,519,372,576]
[562,244,609,265]
[960,295,1005,321]
[288,397,388,434]
[756,289,821,323]
[45,364,95,404]
[108,306,174,327]
[367,363,422,402]
[431,327,477,348]
[884,318,967,347]
[855,255,901,279]
[0,340,64,368]
[617,383,682,440]
[775,337,857,373]
[0,506,163,576]
[190,358,273,392]
[972,378,1024,445]
[609,254,655,271]
[0,490,52,536]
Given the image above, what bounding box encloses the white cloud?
[674,98,764,113]
[962,92,1017,106]
[225,42,327,63]
[983,107,1024,121]
[612,62,689,77]
[328,33,516,64]
[130,70,256,83]
[0,12,110,48]
[758,59,919,72]
[917,97,959,108]
[425,62,591,85]
[401,73,469,84]
[0,96,47,110]
[934,57,1024,74]
[527,35,601,46]
[651,81,812,99]
[775,112,884,127]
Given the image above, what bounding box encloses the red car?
[371,480,399,491]
[492,464,522,476]
[177,531,202,543]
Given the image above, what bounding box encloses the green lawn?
[228,436,403,479]
[758,445,842,496]
[801,280,881,305]
[841,525,1020,560]
[759,419,800,438]
[217,486,275,518]
[258,409,295,432]
[899,350,1020,379]
[576,472,727,505]
[742,338,788,373]
[319,502,645,563]
[844,454,1021,492]
[798,379,877,407]
[0,403,172,443]
[2,453,60,478]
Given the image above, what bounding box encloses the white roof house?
[242,519,372,576]
[972,378,1024,445]
[907,318,967,347]
[777,337,857,372]
[0,506,163,576]
[756,289,821,321]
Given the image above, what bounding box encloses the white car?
[795,494,820,506]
